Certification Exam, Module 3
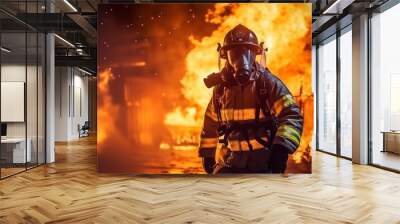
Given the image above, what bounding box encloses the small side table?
[381,131,400,154]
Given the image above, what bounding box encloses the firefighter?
[199,24,304,174]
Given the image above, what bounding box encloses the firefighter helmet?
[218,24,263,59]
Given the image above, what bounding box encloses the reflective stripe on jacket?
[198,64,304,158]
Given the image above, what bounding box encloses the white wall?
[55,66,69,141]
[55,67,89,141]
[72,73,89,138]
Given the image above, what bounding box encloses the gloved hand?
[202,157,216,174]
[269,144,290,173]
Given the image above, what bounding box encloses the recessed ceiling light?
[63,0,78,12]
[1,47,11,53]
[54,34,75,48]
[322,0,354,15]
[78,67,93,76]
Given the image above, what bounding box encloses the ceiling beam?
[322,0,356,14]
[55,55,96,69]
[67,13,97,44]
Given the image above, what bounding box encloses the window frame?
[315,24,353,161]
[367,1,400,173]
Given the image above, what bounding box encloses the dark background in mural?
[99,4,216,79]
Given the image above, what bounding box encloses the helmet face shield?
[227,45,256,85]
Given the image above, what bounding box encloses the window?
[339,27,352,158]
[317,35,337,154]
[370,3,400,171]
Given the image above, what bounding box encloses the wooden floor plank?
[0,136,399,223]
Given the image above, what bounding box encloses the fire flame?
[164,107,199,127]
[97,69,117,144]
[165,3,313,166]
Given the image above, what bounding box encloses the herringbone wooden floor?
[1,136,400,224]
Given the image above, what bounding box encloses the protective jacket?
[198,64,304,168]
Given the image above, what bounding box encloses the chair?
[79,121,90,138]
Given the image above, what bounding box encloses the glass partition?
[27,30,38,169]
[38,32,45,165]
[1,30,28,177]
[0,1,46,179]
[26,0,37,170]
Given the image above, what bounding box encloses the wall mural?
[97,3,313,174]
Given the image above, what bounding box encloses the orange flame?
[97,69,118,144]
[165,3,313,166]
